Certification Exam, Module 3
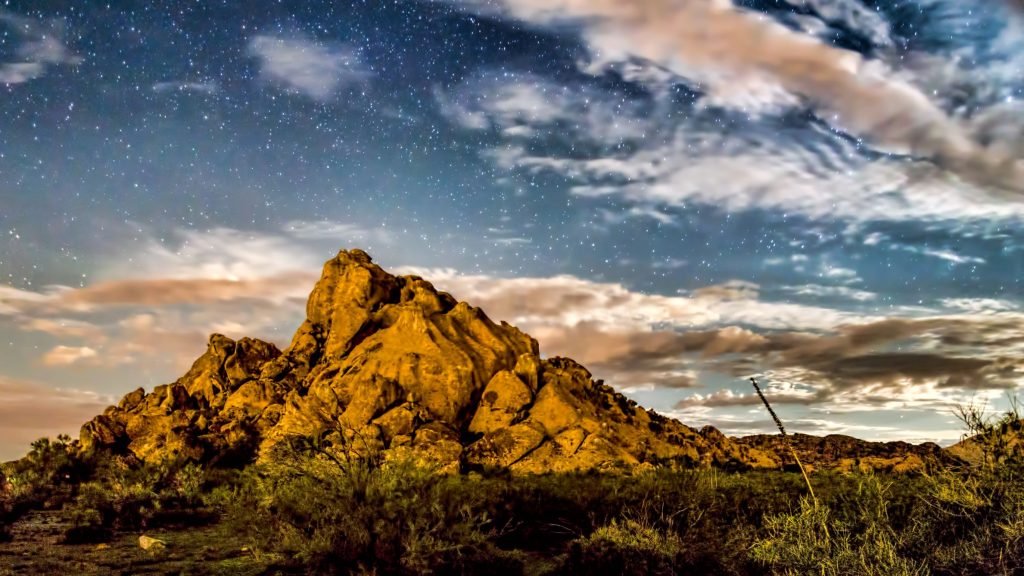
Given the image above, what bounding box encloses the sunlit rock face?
[734,434,957,474]
[80,248,939,474]
[80,334,283,465]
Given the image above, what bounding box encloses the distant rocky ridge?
[79,249,948,474]
[736,434,955,474]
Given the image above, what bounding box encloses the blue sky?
[1,0,1023,459]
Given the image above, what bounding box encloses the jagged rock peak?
[76,248,947,474]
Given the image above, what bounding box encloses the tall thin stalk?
[751,377,817,506]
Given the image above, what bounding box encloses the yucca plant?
[751,377,816,506]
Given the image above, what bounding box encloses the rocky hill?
[944,416,1024,467]
[78,249,947,474]
[736,434,954,474]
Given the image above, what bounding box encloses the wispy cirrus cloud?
[892,244,987,266]
[152,80,220,94]
[247,35,371,101]
[0,10,81,85]
[781,284,877,302]
[441,72,1024,227]
[434,1,1024,233]
[450,0,1024,193]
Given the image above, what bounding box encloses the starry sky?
[2,0,1023,460]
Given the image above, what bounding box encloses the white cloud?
[461,0,1024,193]
[675,386,815,409]
[0,226,338,370]
[437,79,564,130]
[673,409,968,445]
[437,2,1024,227]
[782,284,877,302]
[437,72,650,143]
[42,345,99,366]
[922,249,986,265]
[0,11,81,85]
[0,62,45,84]
[247,35,370,101]
[651,257,688,270]
[0,285,52,315]
[99,226,329,282]
[886,241,987,266]
[939,298,1019,314]
[491,237,532,246]
[485,128,1024,225]
[20,318,107,340]
[817,262,861,283]
[282,220,391,245]
[781,0,893,48]
[0,222,395,320]
[152,80,220,94]
[398,267,868,333]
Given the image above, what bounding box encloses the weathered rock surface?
[138,535,167,552]
[735,433,954,474]
[77,249,945,474]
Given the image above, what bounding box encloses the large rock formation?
[78,249,943,474]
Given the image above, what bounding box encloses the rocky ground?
[0,511,271,576]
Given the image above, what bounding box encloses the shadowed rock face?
[78,249,943,473]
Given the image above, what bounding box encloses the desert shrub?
[563,518,684,576]
[2,435,93,510]
[0,434,104,540]
[223,432,518,575]
[63,483,118,543]
[63,461,161,542]
[0,471,14,543]
[0,503,12,543]
[467,468,793,573]
[467,468,798,566]
[903,402,1024,575]
[62,457,216,542]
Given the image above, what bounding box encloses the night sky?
[1,0,1023,459]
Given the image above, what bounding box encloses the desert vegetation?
[1,404,1022,575]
